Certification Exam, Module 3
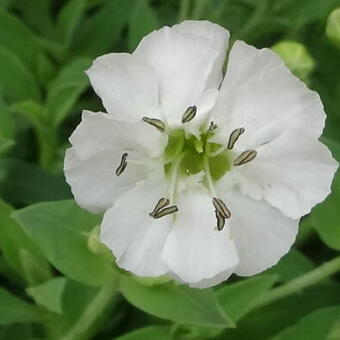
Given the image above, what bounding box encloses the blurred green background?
[0,0,340,339]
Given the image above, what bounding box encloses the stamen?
[215,210,226,231]
[227,127,245,150]
[115,153,128,176]
[182,106,197,123]
[153,205,178,219]
[149,197,170,217]
[142,117,166,133]
[212,197,231,219]
[233,150,257,166]
[208,121,218,132]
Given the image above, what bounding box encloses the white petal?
[213,41,325,146]
[227,129,338,219]
[217,191,299,276]
[69,111,166,159]
[189,269,234,289]
[162,188,239,284]
[133,21,228,126]
[86,53,160,122]
[65,111,165,213]
[100,175,172,277]
[172,20,230,88]
[64,148,148,213]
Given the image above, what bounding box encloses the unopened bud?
[272,41,315,81]
[326,8,340,49]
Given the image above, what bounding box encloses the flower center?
[163,128,231,181]
[117,108,256,228]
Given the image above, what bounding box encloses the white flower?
[64,21,338,288]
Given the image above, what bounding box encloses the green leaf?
[272,306,340,340]
[217,275,277,322]
[264,249,315,283]
[26,277,67,314]
[120,274,233,327]
[46,57,91,126]
[13,200,115,286]
[0,159,71,205]
[13,0,54,38]
[36,53,57,86]
[75,0,134,57]
[219,283,340,340]
[0,201,51,283]
[0,8,42,68]
[0,90,14,139]
[311,171,340,250]
[0,324,31,340]
[128,0,159,51]
[10,100,44,130]
[115,326,171,340]
[0,46,40,102]
[57,0,87,46]
[48,279,113,339]
[0,287,41,325]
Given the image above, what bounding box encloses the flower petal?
[173,20,230,88]
[162,188,239,284]
[100,174,172,277]
[65,111,165,213]
[226,129,338,219]
[86,53,160,122]
[188,269,234,289]
[133,21,228,127]
[213,41,325,146]
[217,191,299,276]
[69,111,166,159]
[64,148,148,213]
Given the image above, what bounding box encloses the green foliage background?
[0,0,340,339]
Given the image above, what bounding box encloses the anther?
[142,117,166,133]
[233,150,257,166]
[208,121,218,131]
[182,106,197,123]
[153,205,178,219]
[115,153,128,176]
[215,210,226,231]
[212,197,231,219]
[149,197,170,217]
[227,127,245,150]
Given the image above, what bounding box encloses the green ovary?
[164,129,231,181]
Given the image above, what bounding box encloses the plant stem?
[178,0,191,22]
[36,126,57,172]
[60,279,118,340]
[255,256,340,309]
[192,0,208,20]
[232,0,269,43]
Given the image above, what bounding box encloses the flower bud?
[87,225,114,263]
[326,8,340,48]
[271,41,315,81]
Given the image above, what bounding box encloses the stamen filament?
[203,142,216,196]
[208,145,227,158]
[169,152,186,202]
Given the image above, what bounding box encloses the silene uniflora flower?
[64,21,338,288]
